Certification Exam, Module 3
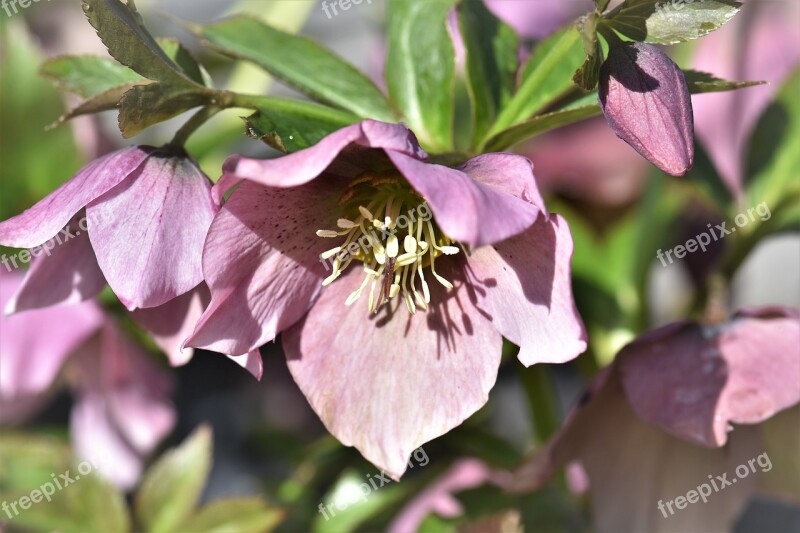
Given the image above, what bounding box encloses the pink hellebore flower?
[186,120,587,478]
[0,145,217,312]
[0,271,176,489]
[509,306,800,532]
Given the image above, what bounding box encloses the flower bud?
[599,42,694,176]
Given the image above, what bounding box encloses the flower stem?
[169,106,222,147]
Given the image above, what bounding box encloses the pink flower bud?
[599,42,694,176]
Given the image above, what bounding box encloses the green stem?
[169,106,222,147]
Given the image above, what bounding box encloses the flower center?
[316,172,460,314]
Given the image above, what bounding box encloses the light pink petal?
[0,271,103,399]
[510,371,761,533]
[458,152,547,213]
[619,308,800,447]
[227,350,263,381]
[5,222,105,314]
[70,322,176,490]
[387,151,541,247]
[87,153,217,310]
[464,214,587,365]
[388,459,495,533]
[485,0,586,40]
[186,180,341,355]
[130,285,211,366]
[284,266,502,479]
[0,147,149,248]
[228,120,426,189]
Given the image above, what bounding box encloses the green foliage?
[386,0,457,152]
[194,16,394,121]
[457,0,519,144]
[606,0,742,44]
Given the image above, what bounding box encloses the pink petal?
[0,147,149,248]
[227,350,263,381]
[618,308,800,447]
[485,0,587,39]
[87,153,217,310]
[5,221,105,314]
[70,322,175,490]
[458,153,547,213]
[388,459,494,533]
[463,214,587,366]
[284,266,502,479]
[510,371,761,532]
[130,285,211,366]
[228,120,427,189]
[0,271,103,399]
[387,151,541,247]
[186,180,340,355]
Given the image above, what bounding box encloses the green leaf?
[457,0,519,145]
[573,13,604,91]
[39,55,145,98]
[82,0,200,87]
[606,0,742,44]
[181,498,284,533]
[195,16,393,121]
[595,0,612,11]
[386,0,457,151]
[745,69,800,216]
[683,69,765,94]
[157,38,212,87]
[134,425,213,533]
[0,433,130,533]
[118,82,212,137]
[487,26,584,139]
[485,105,601,151]
[244,102,358,153]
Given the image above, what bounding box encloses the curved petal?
[284,266,502,479]
[186,180,341,355]
[0,147,150,248]
[228,120,427,188]
[5,222,105,314]
[463,214,587,366]
[0,271,104,399]
[130,285,211,366]
[458,153,547,213]
[618,309,800,447]
[387,151,541,247]
[87,154,217,310]
[227,350,263,381]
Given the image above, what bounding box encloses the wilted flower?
[510,306,800,532]
[599,42,694,176]
[0,145,217,311]
[0,270,176,489]
[186,120,587,478]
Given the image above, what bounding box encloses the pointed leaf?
[386,0,457,151]
[607,0,742,44]
[457,0,519,144]
[134,425,213,533]
[118,82,212,137]
[244,102,357,153]
[573,13,604,91]
[194,16,393,121]
[40,55,145,98]
[157,38,212,87]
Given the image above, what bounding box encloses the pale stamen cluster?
[316,180,459,314]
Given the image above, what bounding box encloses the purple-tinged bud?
[599,42,694,176]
